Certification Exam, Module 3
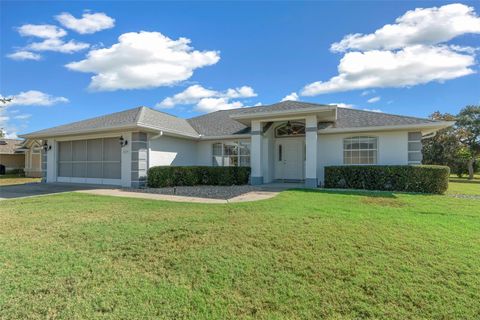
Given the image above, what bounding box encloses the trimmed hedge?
[324,165,450,194]
[147,166,251,188]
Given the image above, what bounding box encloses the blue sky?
[1,1,479,138]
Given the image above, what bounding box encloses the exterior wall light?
[42,141,51,152]
[119,136,128,147]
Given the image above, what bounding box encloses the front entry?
[274,138,305,181]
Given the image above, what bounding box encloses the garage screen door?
[58,138,121,180]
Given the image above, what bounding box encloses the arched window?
[343,136,377,164]
[275,121,305,137]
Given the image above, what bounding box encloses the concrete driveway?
[0,183,108,200]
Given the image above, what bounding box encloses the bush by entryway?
[147,166,251,188]
[324,165,450,194]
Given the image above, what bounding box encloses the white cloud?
[18,24,67,39]
[303,4,480,96]
[329,102,354,109]
[281,92,299,101]
[66,31,220,91]
[331,3,480,52]
[157,85,218,108]
[196,98,243,113]
[27,38,90,53]
[15,23,89,55]
[449,45,479,54]
[56,12,115,34]
[301,45,475,95]
[328,102,381,113]
[7,51,42,61]
[6,90,69,106]
[360,89,375,96]
[14,114,32,120]
[367,96,381,103]
[156,84,257,112]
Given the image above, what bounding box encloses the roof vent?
[0,140,7,145]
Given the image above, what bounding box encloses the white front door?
[275,138,304,180]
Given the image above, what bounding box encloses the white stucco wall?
[317,130,409,183]
[149,135,198,167]
[196,140,214,166]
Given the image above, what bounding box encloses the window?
[343,136,377,165]
[212,141,250,167]
[275,121,305,137]
[278,144,282,161]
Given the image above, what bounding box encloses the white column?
[305,115,318,188]
[121,132,132,187]
[46,138,56,183]
[250,120,263,185]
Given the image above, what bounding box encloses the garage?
[57,137,122,185]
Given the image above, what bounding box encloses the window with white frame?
[212,141,250,167]
[343,136,377,165]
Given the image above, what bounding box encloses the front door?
[275,138,304,180]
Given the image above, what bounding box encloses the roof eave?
[20,123,201,140]
[199,134,251,140]
[318,121,455,134]
[229,106,337,125]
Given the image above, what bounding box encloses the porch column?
[305,116,318,188]
[250,120,263,185]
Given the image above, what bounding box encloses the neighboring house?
[19,139,43,177]
[21,101,454,188]
[0,139,25,173]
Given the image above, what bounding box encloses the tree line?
[423,106,480,180]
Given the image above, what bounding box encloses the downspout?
[151,130,164,140]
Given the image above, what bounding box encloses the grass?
[0,174,41,186]
[447,174,480,196]
[1,189,479,319]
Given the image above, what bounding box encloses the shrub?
[324,165,450,194]
[6,168,25,176]
[147,166,251,188]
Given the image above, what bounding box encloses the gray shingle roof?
[137,107,199,137]
[187,109,250,136]
[331,107,436,129]
[22,107,199,138]
[230,100,332,116]
[0,139,23,154]
[22,101,441,139]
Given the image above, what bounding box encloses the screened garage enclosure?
[57,138,122,185]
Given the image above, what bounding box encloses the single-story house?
[0,139,25,173]
[18,139,43,177]
[21,101,454,188]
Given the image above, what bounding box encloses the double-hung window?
[212,141,250,167]
[343,136,377,165]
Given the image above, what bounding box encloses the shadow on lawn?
[449,178,480,184]
[290,188,398,198]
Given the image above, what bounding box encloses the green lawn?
[448,174,480,196]
[1,188,479,319]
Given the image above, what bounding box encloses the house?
[20,101,454,188]
[0,139,25,173]
[19,139,43,177]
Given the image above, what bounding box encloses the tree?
[456,106,480,180]
[0,96,13,138]
[422,111,465,175]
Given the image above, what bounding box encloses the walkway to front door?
[274,138,305,181]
